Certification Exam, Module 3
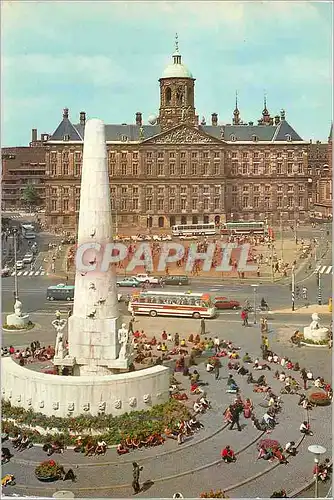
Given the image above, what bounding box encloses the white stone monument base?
[1,356,170,417]
[53,356,76,367]
[303,326,329,342]
[6,313,30,329]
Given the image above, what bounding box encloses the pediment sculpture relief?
[149,127,218,145]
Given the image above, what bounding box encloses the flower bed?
[35,460,62,482]
[2,322,35,331]
[308,391,331,406]
[200,490,228,498]
[2,399,191,445]
[302,337,328,346]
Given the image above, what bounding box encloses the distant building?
[2,39,332,227]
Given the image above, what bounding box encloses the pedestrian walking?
[55,310,61,321]
[241,309,248,327]
[214,363,220,380]
[132,462,143,495]
[229,405,242,431]
[128,318,134,335]
[200,318,206,336]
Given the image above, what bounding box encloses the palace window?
[242,196,249,208]
[158,187,164,196]
[214,152,220,158]
[169,163,175,175]
[132,164,138,176]
[51,199,57,211]
[242,163,248,174]
[158,198,164,211]
[265,185,270,193]
[203,186,209,194]
[158,163,164,176]
[203,198,209,210]
[121,199,127,210]
[264,163,269,175]
[242,152,248,158]
[121,152,127,159]
[287,152,293,158]
[203,152,209,158]
[214,163,219,175]
[232,195,237,207]
[133,152,138,159]
[299,185,305,192]
[214,198,220,209]
[243,185,249,192]
[253,185,259,192]
[51,152,57,161]
[230,134,236,142]
[75,187,80,196]
[74,163,81,176]
[62,163,69,176]
[75,198,80,211]
[170,186,176,196]
[62,151,69,161]
[181,152,186,158]
[63,216,69,225]
[181,198,187,210]
[287,162,293,174]
[133,186,138,195]
[277,196,282,208]
[146,152,152,159]
[191,163,197,175]
[192,152,198,158]
[254,197,259,208]
[253,152,259,158]
[51,187,57,195]
[192,186,198,195]
[121,187,127,195]
[288,196,293,207]
[232,152,237,158]
[109,152,115,159]
[203,163,209,175]
[253,163,259,175]
[133,198,139,210]
[146,163,152,175]
[121,163,127,176]
[214,186,220,195]
[181,186,187,195]
[264,196,270,206]
[169,199,175,210]
[232,162,238,175]
[63,187,69,196]
[192,198,198,210]
[109,163,115,176]
[169,152,175,158]
[146,186,152,196]
[298,163,303,174]
[157,152,163,159]
[51,216,57,225]
[277,152,282,158]
[232,185,237,192]
[51,163,57,176]
[146,198,152,211]
[180,163,186,175]
[277,163,282,174]
[277,185,283,192]
[288,185,294,192]
[265,152,270,158]
[298,197,304,207]
[63,199,69,211]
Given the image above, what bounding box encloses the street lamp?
[12,227,19,303]
[317,270,322,305]
[291,264,296,311]
[308,444,326,498]
[251,284,259,324]
[280,211,284,261]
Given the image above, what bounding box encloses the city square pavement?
[2,313,332,498]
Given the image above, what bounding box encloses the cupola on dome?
[161,35,193,79]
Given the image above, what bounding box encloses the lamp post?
[291,265,295,311]
[308,444,326,498]
[280,211,284,260]
[12,227,19,302]
[251,284,259,324]
[317,270,322,305]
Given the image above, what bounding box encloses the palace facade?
[2,42,332,229]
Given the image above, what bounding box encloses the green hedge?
[2,399,191,445]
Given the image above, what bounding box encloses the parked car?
[133,274,159,285]
[22,253,34,264]
[117,277,141,288]
[214,296,241,310]
[15,261,25,270]
[161,275,189,286]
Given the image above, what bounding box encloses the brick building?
[3,41,332,226]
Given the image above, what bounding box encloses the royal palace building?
[2,41,332,230]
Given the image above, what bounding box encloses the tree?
[21,184,41,207]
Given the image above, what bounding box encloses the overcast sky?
[2,1,333,146]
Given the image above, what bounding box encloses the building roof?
[162,62,193,79]
[49,113,304,144]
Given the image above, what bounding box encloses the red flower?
[49,460,56,466]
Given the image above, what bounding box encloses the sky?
[1,0,333,146]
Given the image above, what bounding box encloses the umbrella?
[257,438,280,452]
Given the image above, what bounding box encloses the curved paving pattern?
[3,324,331,498]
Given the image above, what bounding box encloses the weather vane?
[175,32,179,52]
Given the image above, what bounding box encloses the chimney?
[211,113,218,126]
[31,129,37,142]
[80,112,86,126]
[274,115,280,125]
[136,112,142,126]
[63,108,69,119]
[248,121,254,126]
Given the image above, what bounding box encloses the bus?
[221,221,267,236]
[46,284,75,301]
[172,223,216,237]
[128,290,216,319]
[21,223,36,239]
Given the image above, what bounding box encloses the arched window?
[181,215,187,224]
[230,134,236,142]
[158,216,165,228]
[203,215,209,224]
[169,215,176,227]
[192,215,198,224]
[286,134,292,142]
[165,87,172,105]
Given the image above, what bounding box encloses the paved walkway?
[3,316,332,498]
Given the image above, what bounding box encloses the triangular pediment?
[141,124,225,145]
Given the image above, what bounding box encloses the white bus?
[221,221,267,235]
[128,290,216,319]
[21,223,36,239]
[172,223,216,237]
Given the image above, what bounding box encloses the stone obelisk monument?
[65,119,129,375]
